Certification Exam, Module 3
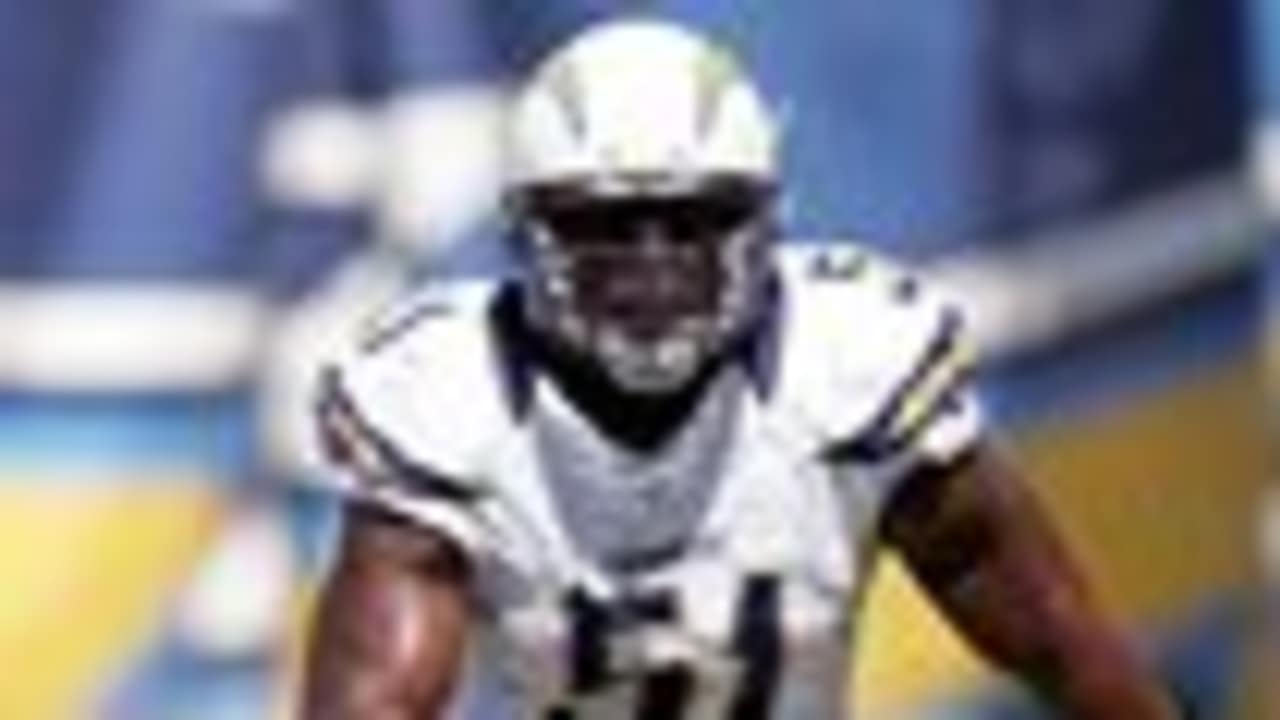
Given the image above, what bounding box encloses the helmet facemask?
[514,178,776,394]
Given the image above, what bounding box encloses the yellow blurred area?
[855,352,1270,716]
[0,478,223,719]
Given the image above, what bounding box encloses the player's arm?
[881,442,1179,719]
[301,502,471,720]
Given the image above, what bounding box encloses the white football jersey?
[316,244,984,720]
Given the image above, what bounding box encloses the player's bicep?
[881,442,1034,591]
[303,502,472,720]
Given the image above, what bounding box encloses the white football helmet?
[504,19,781,393]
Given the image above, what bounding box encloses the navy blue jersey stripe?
[357,297,452,357]
[727,574,783,720]
[634,665,694,720]
[887,367,974,454]
[823,307,962,463]
[486,282,538,421]
[565,587,613,694]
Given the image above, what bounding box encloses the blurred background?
[0,0,1273,718]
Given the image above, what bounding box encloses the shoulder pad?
[355,279,495,357]
[769,244,976,459]
[318,279,518,484]
[315,366,486,503]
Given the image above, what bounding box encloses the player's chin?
[596,330,709,395]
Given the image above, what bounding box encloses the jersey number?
[547,574,782,720]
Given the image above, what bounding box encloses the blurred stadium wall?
[0,1,1270,719]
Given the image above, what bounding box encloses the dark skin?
[303,447,1178,720]
[303,335,1178,719]
[882,443,1180,719]
[302,503,471,720]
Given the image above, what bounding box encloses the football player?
[302,19,1178,720]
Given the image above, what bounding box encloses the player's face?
[536,193,755,343]
[517,180,774,392]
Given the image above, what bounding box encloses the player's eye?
[538,205,631,248]
[664,197,758,242]
[531,193,761,253]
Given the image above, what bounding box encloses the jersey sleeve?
[830,304,984,469]
[313,362,490,558]
[796,250,988,508]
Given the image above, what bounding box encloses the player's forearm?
[977,482,1177,718]
[302,626,455,720]
[302,686,448,720]
[934,554,1176,719]
[1027,631,1178,719]
[301,582,458,720]
[940,507,1175,717]
[302,667,444,720]
[886,445,1179,719]
[301,506,471,720]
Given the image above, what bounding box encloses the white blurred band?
[260,100,380,209]
[260,86,505,259]
[0,283,267,391]
[375,86,504,255]
[0,177,1252,398]
[931,175,1264,359]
